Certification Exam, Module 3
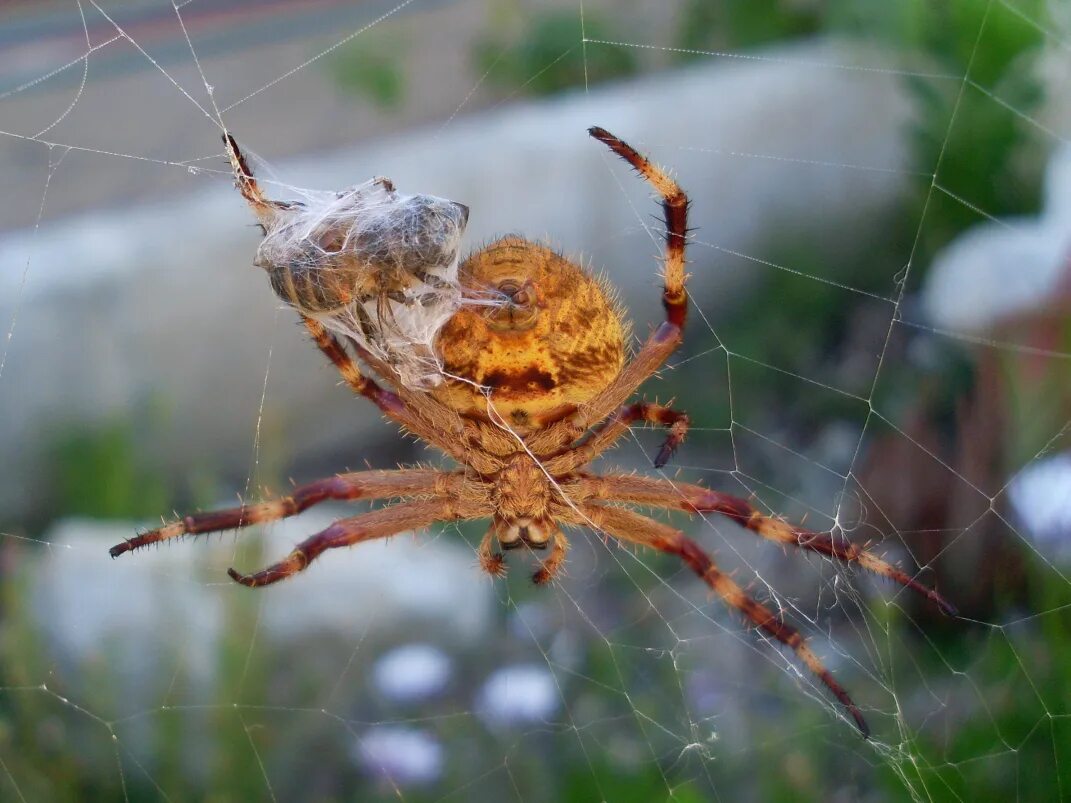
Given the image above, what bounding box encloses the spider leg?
[576,474,956,616]
[588,127,688,329]
[532,129,690,453]
[110,469,450,557]
[304,317,483,463]
[306,317,503,474]
[545,401,689,472]
[477,527,507,577]
[228,499,454,587]
[580,503,871,737]
[304,316,414,423]
[223,134,293,224]
[532,530,568,586]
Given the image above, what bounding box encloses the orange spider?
[111,127,955,736]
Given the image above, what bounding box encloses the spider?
[111,127,955,737]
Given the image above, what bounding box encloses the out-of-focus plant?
[43,418,171,521]
[675,0,822,54]
[474,10,637,96]
[327,37,406,110]
[829,0,1048,263]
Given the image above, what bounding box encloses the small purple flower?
[372,644,451,703]
[477,664,560,727]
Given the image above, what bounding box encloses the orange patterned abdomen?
[433,236,626,429]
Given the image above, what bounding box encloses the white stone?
[923,145,1071,333]
[29,511,493,699]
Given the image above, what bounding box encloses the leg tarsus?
[546,401,689,474]
[478,528,507,578]
[532,531,568,585]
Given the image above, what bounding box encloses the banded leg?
[576,474,956,616]
[588,126,689,329]
[228,498,452,587]
[304,316,410,422]
[531,128,690,454]
[546,401,689,473]
[224,134,291,225]
[110,469,448,557]
[302,316,492,471]
[581,503,871,737]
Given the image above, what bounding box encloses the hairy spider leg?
[582,503,872,737]
[302,317,495,469]
[109,470,446,557]
[228,499,456,587]
[532,531,569,585]
[531,128,691,455]
[477,528,507,577]
[588,127,688,329]
[223,133,284,224]
[547,401,690,472]
[578,474,957,616]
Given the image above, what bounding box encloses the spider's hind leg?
[583,502,872,737]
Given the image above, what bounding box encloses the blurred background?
[1,1,1070,800]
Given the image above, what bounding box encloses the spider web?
[2,1,1070,800]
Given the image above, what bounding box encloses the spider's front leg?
[577,474,957,616]
[229,499,454,587]
[109,469,451,557]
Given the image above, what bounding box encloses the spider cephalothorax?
[112,128,954,737]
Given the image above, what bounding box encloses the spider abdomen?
[434,236,626,429]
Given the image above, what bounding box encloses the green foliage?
[475,10,637,96]
[43,417,170,520]
[876,563,1071,801]
[830,0,1047,261]
[676,0,823,55]
[327,38,406,109]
